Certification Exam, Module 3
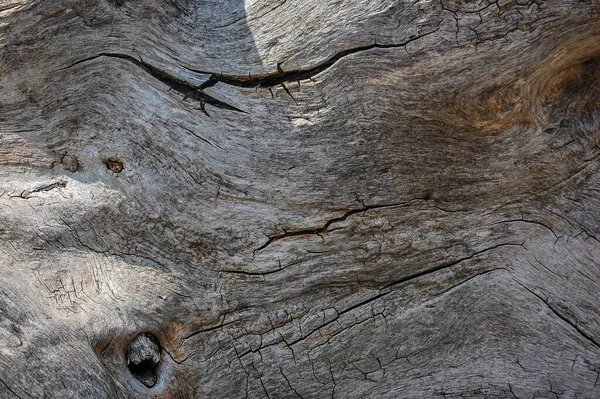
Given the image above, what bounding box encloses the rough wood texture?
[1,0,599,397]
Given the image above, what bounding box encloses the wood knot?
[106,159,124,173]
[126,333,161,388]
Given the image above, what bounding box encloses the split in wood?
[60,53,246,115]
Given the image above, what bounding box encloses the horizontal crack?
[220,259,305,277]
[10,180,67,200]
[181,28,440,90]
[179,317,241,347]
[58,29,440,114]
[253,199,425,253]
[58,53,246,116]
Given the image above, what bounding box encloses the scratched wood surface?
[0,0,599,398]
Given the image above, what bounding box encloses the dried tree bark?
[1,0,599,398]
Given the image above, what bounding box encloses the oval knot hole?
[106,159,124,173]
[126,333,161,388]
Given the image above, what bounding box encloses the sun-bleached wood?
[0,0,599,398]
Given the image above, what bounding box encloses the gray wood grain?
[0,0,599,397]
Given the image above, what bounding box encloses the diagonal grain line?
[384,242,524,289]
[513,279,600,350]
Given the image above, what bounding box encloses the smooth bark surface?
[0,0,599,397]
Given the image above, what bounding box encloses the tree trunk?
[1,0,599,397]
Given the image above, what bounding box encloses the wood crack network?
[0,0,599,398]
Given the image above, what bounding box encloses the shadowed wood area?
[0,0,599,397]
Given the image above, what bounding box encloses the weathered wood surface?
[0,0,599,397]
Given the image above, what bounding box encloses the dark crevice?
[11,181,67,200]
[58,29,439,114]
[59,53,246,115]
[126,333,161,388]
[182,28,440,90]
[220,259,304,277]
[30,181,67,193]
[128,360,157,387]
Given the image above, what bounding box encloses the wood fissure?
[1,0,599,397]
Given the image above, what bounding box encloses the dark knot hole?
[126,333,161,388]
